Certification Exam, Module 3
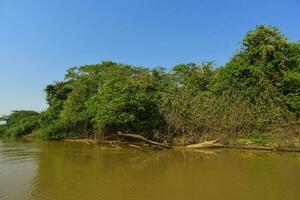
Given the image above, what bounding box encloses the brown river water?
[0,138,300,200]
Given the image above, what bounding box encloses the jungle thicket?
[1,25,299,144]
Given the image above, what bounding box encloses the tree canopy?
[1,25,299,143]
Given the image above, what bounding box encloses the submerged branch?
[117,132,171,149]
[185,140,222,148]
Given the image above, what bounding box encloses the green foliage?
[213,25,299,118]
[34,122,80,140]
[247,132,271,145]
[0,125,5,136]
[0,111,40,137]
[88,63,163,134]
[3,25,300,143]
[60,83,90,129]
[172,62,215,94]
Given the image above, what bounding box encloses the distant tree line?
[1,25,299,143]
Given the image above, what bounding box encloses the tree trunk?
[95,125,105,143]
[81,120,88,137]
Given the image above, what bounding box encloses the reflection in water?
[0,139,300,200]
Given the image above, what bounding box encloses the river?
[0,138,300,200]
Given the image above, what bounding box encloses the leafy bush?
[34,122,80,140]
[0,111,40,137]
[247,132,271,145]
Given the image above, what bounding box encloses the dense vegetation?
[1,25,299,145]
[0,111,40,137]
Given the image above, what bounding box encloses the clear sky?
[0,0,299,115]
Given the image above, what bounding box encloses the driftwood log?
[218,145,300,152]
[117,132,171,149]
[114,132,300,152]
[117,132,223,149]
[186,143,300,152]
[185,140,222,148]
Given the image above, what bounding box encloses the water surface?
[0,138,300,200]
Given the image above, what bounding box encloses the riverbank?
[62,133,300,153]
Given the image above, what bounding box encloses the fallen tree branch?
[109,141,122,149]
[186,142,300,152]
[64,138,95,145]
[220,145,274,151]
[185,140,221,149]
[219,145,300,152]
[129,144,143,150]
[117,132,171,149]
[186,141,276,151]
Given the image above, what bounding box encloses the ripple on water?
[0,141,40,164]
[0,140,39,200]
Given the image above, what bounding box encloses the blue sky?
[0,0,299,115]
